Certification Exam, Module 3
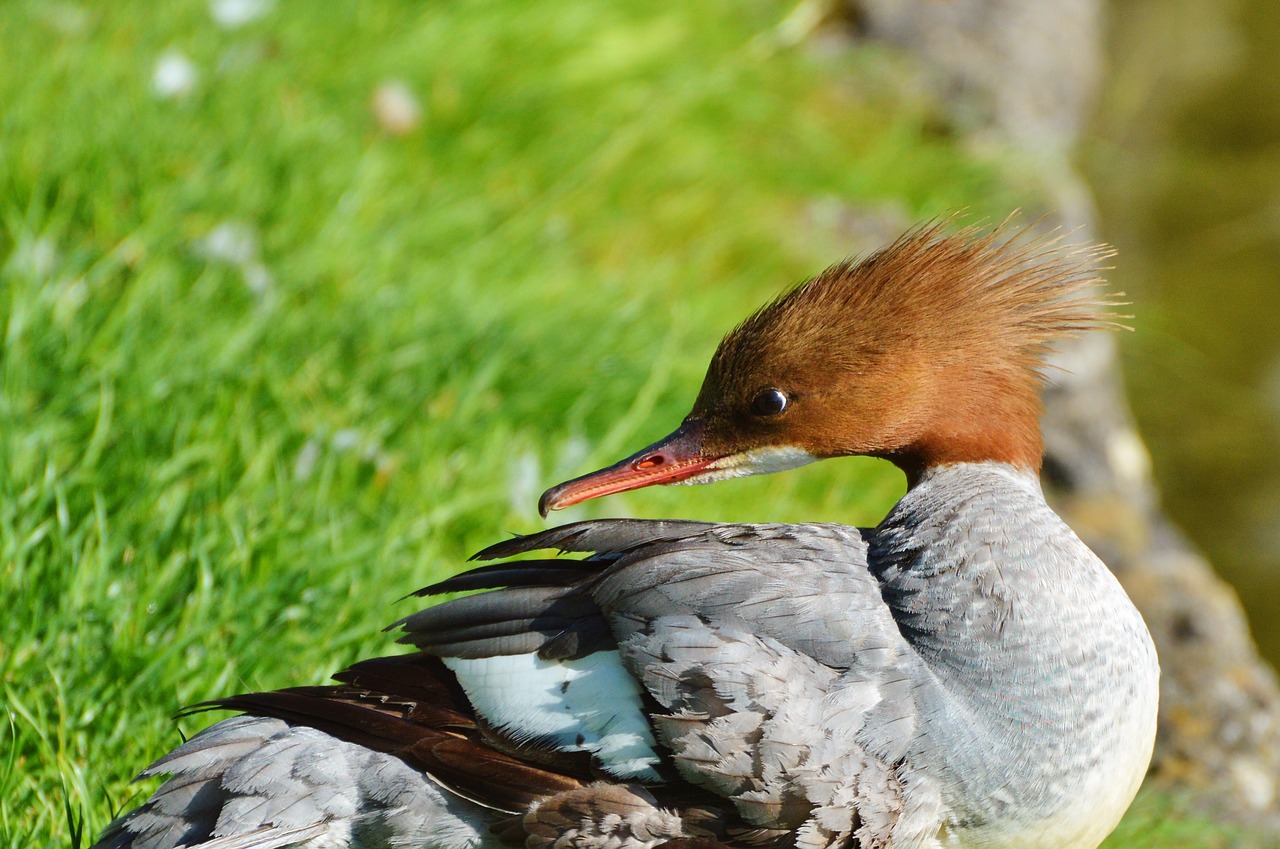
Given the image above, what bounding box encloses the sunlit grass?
[0,1,1255,846]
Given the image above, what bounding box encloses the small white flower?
[242,262,275,298]
[210,0,274,29]
[197,221,258,265]
[332,429,361,453]
[294,438,322,482]
[372,80,423,135]
[196,221,276,302]
[14,235,57,277]
[152,49,199,99]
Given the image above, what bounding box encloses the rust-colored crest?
[713,219,1119,386]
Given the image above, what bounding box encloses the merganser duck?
[94,222,1159,849]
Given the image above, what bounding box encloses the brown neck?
[889,374,1044,488]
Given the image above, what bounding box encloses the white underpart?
[678,445,817,485]
[443,650,663,780]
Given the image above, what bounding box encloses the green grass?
[0,1,1256,846]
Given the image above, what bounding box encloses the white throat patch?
[676,445,817,485]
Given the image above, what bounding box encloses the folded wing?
[403,519,928,848]
[99,518,931,849]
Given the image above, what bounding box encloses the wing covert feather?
[410,518,925,847]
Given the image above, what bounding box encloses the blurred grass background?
[0,1,1264,846]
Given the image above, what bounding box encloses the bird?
[93,221,1159,849]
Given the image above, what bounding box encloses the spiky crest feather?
[718,219,1120,382]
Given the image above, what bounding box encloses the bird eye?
[750,388,789,417]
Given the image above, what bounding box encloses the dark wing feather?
[471,519,718,562]
[415,559,599,595]
[331,654,470,706]
[397,585,609,659]
[406,736,583,813]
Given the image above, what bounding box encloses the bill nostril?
[634,455,665,470]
